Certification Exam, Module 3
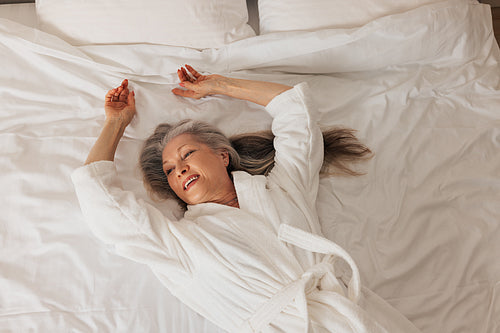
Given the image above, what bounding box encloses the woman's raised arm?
[85,80,136,165]
[173,66,324,202]
[171,65,292,106]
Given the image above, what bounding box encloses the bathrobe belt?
[238,224,361,333]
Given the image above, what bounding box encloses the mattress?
[0,0,499,332]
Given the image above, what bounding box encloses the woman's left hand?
[172,65,226,99]
[172,64,292,106]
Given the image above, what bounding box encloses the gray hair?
[140,119,372,209]
[139,119,241,207]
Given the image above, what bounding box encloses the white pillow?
[36,0,256,49]
[258,0,440,34]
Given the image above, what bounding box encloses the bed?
[0,0,499,332]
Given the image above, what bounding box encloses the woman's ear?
[219,150,229,167]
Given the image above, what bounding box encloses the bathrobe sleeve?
[265,82,324,201]
[71,160,193,284]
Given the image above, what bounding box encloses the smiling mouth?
[183,175,199,191]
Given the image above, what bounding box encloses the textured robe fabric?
[72,83,420,332]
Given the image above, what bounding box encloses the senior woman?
[72,66,420,332]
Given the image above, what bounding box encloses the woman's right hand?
[171,65,227,99]
[104,79,136,127]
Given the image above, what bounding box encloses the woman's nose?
[176,163,189,177]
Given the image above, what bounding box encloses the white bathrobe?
[72,83,421,333]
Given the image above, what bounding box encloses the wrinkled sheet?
[0,0,499,332]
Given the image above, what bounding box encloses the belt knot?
[301,261,332,294]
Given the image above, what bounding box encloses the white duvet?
[0,0,499,332]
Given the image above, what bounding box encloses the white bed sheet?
[0,0,499,332]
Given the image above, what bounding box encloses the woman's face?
[162,133,231,205]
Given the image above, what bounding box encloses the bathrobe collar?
[184,171,263,219]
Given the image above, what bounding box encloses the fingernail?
[179,82,185,87]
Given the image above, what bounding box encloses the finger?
[180,68,188,81]
[179,80,196,90]
[106,88,117,101]
[172,87,197,99]
[185,65,201,79]
[181,67,191,82]
[119,87,129,102]
[181,67,194,82]
[109,81,125,97]
[171,88,187,97]
[114,86,123,100]
[127,91,135,107]
[177,69,184,81]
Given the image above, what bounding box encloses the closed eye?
[165,167,174,176]
[183,150,195,159]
